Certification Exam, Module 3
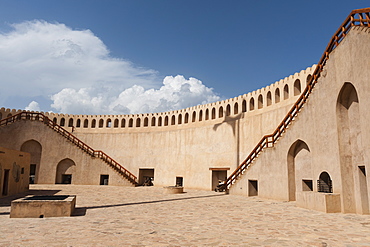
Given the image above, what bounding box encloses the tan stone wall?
[229,26,370,214]
[0,146,30,198]
[0,121,133,187]
[0,62,313,191]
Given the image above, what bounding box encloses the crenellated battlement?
[0,65,316,131]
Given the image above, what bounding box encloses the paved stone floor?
[1,185,370,246]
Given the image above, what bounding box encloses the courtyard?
[1,184,370,246]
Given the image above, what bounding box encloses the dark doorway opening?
[29,164,36,184]
[62,174,72,184]
[139,169,154,186]
[211,170,227,191]
[2,169,10,196]
[358,166,369,214]
[100,175,109,185]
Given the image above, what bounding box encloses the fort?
[1,8,370,215]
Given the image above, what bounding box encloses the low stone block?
[10,195,76,218]
[296,191,341,213]
[164,186,184,194]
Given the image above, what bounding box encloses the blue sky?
[0,1,368,114]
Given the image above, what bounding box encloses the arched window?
[258,95,263,109]
[84,119,88,128]
[121,119,126,128]
[91,119,96,128]
[151,117,156,126]
[191,111,196,122]
[212,108,216,119]
[178,114,182,124]
[219,107,223,118]
[171,115,175,125]
[205,109,209,120]
[164,116,168,126]
[284,84,289,100]
[318,172,333,193]
[275,88,280,103]
[294,79,301,96]
[60,118,65,126]
[226,104,231,116]
[144,117,149,127]
[158,116,162,126]
[99,119,104,128]
[68,118,74,127]
[185,113,189,123]
[53,117,57,123]
[129,118,133,127]
[267,91,272,106]
[234,103,238,114]
[136,118,141,127]
[199,110,203,121]
[242,100,247,112]
[249,98,255,111]
[306,74,312,84]
[76,119,81,128]
[106,119,112,128]
[114,119,119,128]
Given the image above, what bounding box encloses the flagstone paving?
[1,184,370,246]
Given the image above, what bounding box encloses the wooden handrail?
[225,8,370,189]
[0,112,137,184]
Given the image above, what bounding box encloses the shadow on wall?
[213,113,243,165]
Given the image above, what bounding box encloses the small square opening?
[100,175,109,185]
[302,179,313,191]
[176,177,183,187]
[248,180,258,196]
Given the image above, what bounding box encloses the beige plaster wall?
[229,26,370,214]
[0,146,30,198]
[0,121,133,187]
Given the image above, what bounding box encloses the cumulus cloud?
[25,101,40,112]
[51,75,220,114]
[0,20,220,114]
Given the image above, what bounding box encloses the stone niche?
[10,195,76,218]
[296,191,341,213]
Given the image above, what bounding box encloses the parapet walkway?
[1,185,370,246]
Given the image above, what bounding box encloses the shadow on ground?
[0,189,61,207]
[72,193,227,217]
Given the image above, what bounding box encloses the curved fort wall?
[2,9,370,214]
[229,26,370,214]
[0,66,315,190]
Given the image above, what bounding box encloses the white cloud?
[25,101,40,112]
[51,75,220,114]
[0,20,220,114]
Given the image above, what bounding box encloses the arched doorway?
[55,158,76,184]
[287,140,311,201]
[20,140,42,184]
[337,82,367,213]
